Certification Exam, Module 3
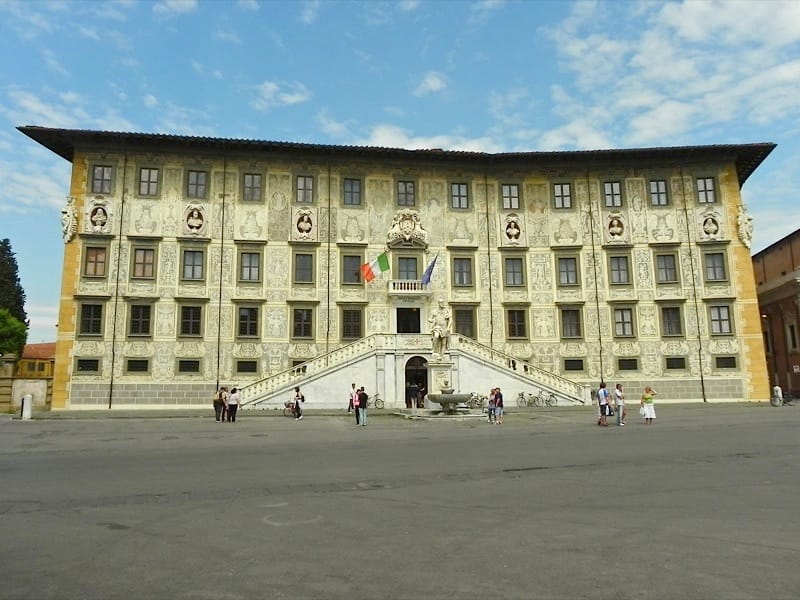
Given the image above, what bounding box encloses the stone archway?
[404,356,428,409]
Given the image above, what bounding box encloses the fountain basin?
[427,393,472,415]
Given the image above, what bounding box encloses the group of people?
[486,387,505,424]
[596,383,657,427]
[348,383,370,426]
[212,386,241,422]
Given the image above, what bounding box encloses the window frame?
[504,256,525,287]
[396,180,416,207]
[83,245,108,278]
[177,359,201,374]
[131,246,157,280]
[709,304,734,336]
[181,248,205,282]
[78,303,104,337]
[450,182,469,210]
[75,358,101,374]
[341,306,364,341]
[91,165,113,195]
[553,182,572,209]
[397,256,419,281]
[557,255,580,287]
[453,306,477,339]
[186,169,208,199]
[613,306,635,338]
[341,253,363,285]
[238,250,262,283]
[501,183,520,210]
[125,358,150,374]
[608,254,631,286]
[649,179,668,206]
[237,305,261,339]
[703,251,728,283]
[655,252,679,284]
[236,360,259,374]
[343,178,362,206]
[660,305,684,337]
[696,177,716,204]
[296,175,314,204]
[560,307,583,339]
[293,252,315,285]
[506,308,528,340]
[291,306,315,340]
[452,256,474,288]
[242,172,263,202]
[128,303,153,338]
[178,304,203,338]
[603,180,623,208]
[138,167,160,197]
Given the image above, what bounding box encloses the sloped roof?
[18,125,775,188]
[22,342,56,360]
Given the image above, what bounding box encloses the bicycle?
[516,390,557,407]
[372,392,384,410]
[467,392,487,410]
[283,400,298,418]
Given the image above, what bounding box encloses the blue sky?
[1,0,799,343]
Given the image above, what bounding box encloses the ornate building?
[19,126,774,409]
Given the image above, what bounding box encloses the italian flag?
[361,252,390,282]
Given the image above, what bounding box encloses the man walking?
[597,382,610,427]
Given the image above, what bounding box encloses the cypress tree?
[0,238,29,327]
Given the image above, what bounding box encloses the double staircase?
[239,334,588,410]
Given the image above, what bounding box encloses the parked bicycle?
[467,392,487,410]
[283,400,298,418]
[372,392,385,410]
[516,390,558,407]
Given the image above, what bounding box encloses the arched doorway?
[404,356,428,409]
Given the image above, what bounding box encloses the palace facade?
[19,126,774,409]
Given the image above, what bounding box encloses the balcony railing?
[387,279,431,295]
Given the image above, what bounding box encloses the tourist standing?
[597,382,610,427]
[294,386,305,420]
[348,382,358,414]
[357,387,368,426]
[487,388,496,423]
[213,387,227,422]
[495,387,504,424]
[614,383,626,426]
[226,387,241,422]
[640,386,657,425]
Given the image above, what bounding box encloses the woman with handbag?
[640,386,657,425]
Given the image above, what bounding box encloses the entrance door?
[396,307,421,333]
[404,356,428,409]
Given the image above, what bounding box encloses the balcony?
[387,279,432,297]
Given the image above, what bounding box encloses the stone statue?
[738,205,754,248]
[428,298,452,358]
[60,196,77,243]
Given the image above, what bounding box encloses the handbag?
[639,406,646,417]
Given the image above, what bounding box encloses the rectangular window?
[239,252,261,282]
[76,358,100,373]
[129,304,152,336]
[293,253,314,284]
[237,360,258,374]
[454,308,476,339]
[656,254,678,284]
[618,358,638,370]
[133,248,155,279]
[561,308,582,338]
[242,173,262,202]
[666,357,686,370]
[614,307,634,337]
[788,324,798,351]
[564,359,584,371]
[343,178,362,206]
[126,358,149,373]
[187,170,208,199]
[296,175,314,203]
[609,256,630,285]
[238,306,259,338]
[604,181,622,207]
[79,304,103,336]
[178,359,201,373]
[558,257,579,286]
[397,180,415,206]
[661,306,683,336]
[697,177,716,203]
[504,257,524,286]
[554,183,572,209]
[710,305,732,335]
[451,183,469,209]
[398,257,418,280]
[182,250,204,280]
[502,184,520,210]
[341,308,363,340]
[139,168,159,196]
[715,356,737,369]
[342,255,362,284]
[91,165,113,194]
[704,252,727,282]
[180,305,203,336]
[84,247,107,277]
[649,179,668,206]
[506,309,527,339]
[292,307,314,339]
[453,257,473,287]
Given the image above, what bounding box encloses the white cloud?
[25,304,59,344]
[468,0,505,26]
[251,81,312,111]
[41,49,70,78]
[214,29,241,44]
[316,110,351,138]
[413,72,446,97]
[153,0,198,18]
[397,0,420,12]
[354,123,503,153]
[237,0,259,10]
[143,94,159,108]
[300,0,320,25]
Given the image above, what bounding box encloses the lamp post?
[761,312,778,390]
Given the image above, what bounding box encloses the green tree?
[0,308,27,356]
[0,238,28,326]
